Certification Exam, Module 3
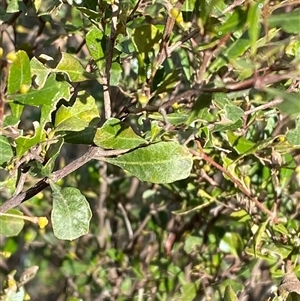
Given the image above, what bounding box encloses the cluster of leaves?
[0,0,300,300]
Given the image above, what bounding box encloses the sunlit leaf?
[51,182,92,240]
[55,92,100,132]
[94,117,146,150]
[104,141,193,183]
[7,50,31,94]
[0,209,24,237]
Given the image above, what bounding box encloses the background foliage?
[0,0,300,300]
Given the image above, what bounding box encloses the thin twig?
[191,141,277,222]
[118,202,133,239]
[0,146,129,213]
[103,0,120,119]
[244,98,283,116]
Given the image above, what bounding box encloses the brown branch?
[191,141,277,222]
[0,146,129,213]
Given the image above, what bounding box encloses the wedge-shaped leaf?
[86,27,105,71]
[0,209,24,237]
[51,183,92,240]
[269,8,300,33]
[55,52,96,82]
[266,88,300,117]
[253,219,269,257]
[7,50,31,94]
[212,7,247,36]
[104,141,193,183]
[133,24,162,54]
[219,232,243,258]
[12,74,70,106]
[55,92,100,132]
[180,282,198,301]
[286,122,300,147]
[0,136,14,165]
[15,123,46,158]
[30,57,51,88]
[110,62,122,86]
[41,137,64,176]
[224,285,238,301]
[94,118,146,150]
[226,131,255,154]
[247,0,263,56]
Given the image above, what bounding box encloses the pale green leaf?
[51,183,92,240]
[0,209,24,237]
[286,122,300,147]
[104,141,193,183]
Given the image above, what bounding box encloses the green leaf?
[286,122,300,147]
[219,232,243,258]
[266,89,300,117]
[110,62,122,86]
[7,50,31,94]
[12,73,70,106]
[0,209,25,237]
[269,8,300,33]
[180,282,197,301]
[209,34,250,72]
[63,127,96,145]
[253,219,269,257]
[224,285,238,301]
[94,118,146,150]
[226,131,255,154]
[15,124,46,158]
[223,104,244,123]
[50,183,92,240]
[230,209,251,222]
[247,1,263,56]
[40,137,64,176]
[184,235,202,254]
[86,27,105,71]
[54,92,100,132]
[0,136,14,165]
[132,24,162,54]
[6,0,26,13]
[104,141,193,183]
[212,7,247,36]
[55,52,95,82]
[30,57,51,88]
